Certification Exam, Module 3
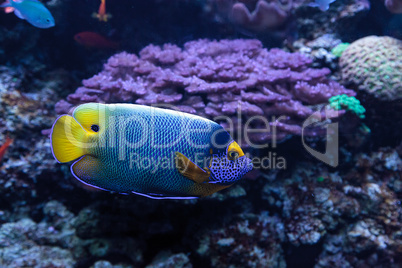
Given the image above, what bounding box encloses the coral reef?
[384,0,402,13]
[208,0,372,39]
[91,260,133,268]
[0,217,74,268]
[292,0,371,58]
[0,202,74,268]
[0,200,145,268]
[56,39,355,143]
[2,143,400,267]
[146,252,192,268]
[0,0,401,267]
[293,34,344,71]
[262,143,402,267]
[196,212,286,267]
[209,0,371,34]
[0,66,63,204]
[340,35,402,101]
[211,0,294,32]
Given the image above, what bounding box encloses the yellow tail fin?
[51,115,88,163]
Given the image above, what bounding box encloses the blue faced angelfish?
[50,103,253,199]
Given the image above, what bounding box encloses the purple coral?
[55,39,355,144]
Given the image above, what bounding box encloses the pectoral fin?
[71,155,110,191]
[175,152,210,184]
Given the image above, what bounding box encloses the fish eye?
[228,150,239,161]
[91,124,100,132]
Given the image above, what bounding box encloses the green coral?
[317,176,325,182]
[329,94,366,119]
[331,43,350,57]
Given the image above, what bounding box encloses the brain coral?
[339,36,402,101]
[56,39,355,144]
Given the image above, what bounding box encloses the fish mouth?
[237,156,253,176]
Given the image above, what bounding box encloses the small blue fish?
[50,103,253,199]
[308,0,336,11]
[0,0,55,28]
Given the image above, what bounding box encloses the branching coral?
[56,39,355,143]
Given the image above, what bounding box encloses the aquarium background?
[0,0,402,267]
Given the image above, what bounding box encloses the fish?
[0,0,55,28]
[0,137,13,162]
[50,103,253,199]
[92,0,111,22]
[308,0,336,11]
[74,32,119,49]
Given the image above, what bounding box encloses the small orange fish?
[74,31,118,49]
[92,0,111,22]
[0,137,13,162]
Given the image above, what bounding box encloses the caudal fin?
[51,115,88,163]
